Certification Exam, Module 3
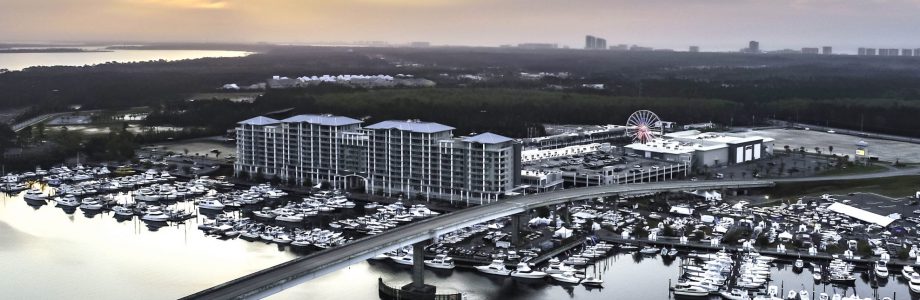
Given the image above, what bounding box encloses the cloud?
[136,0,229,9]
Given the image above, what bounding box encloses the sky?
[2,0,920,51]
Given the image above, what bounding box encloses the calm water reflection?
[0,49,251,71]
[1,186,914,300]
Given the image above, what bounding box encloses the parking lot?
[749,128,920,163]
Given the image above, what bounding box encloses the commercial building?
[689,46,700,53]
[903,49,914,57]
[822,46,832,55]
[522,124,627,150]
[623,130,774,168]
[235,115,521,203]
[595,38,607,50]
[517,43,559,49]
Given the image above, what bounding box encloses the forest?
[3,45,920,137]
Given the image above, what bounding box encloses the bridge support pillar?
[412,242,426,288]
[511,214,522,245]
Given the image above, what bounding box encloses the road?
[182,180,772,300]
[773,166,920,183]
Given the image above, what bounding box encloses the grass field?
[815,164,888,176]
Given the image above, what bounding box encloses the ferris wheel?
[626,110,662,144]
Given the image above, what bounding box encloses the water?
[0,187,913,299]
[0,49,251,71]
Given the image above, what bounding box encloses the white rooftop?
[366,120,455,133]
[462,132,513,144]
[281,114,362,126]
[827,202,895,227]
[238,116,280,126]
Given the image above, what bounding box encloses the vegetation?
[771,175,920,198]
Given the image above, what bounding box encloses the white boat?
[475,260,512,276]
[550,271,581,284]
[813,266,822,281]
[134,188,162,202]
[198,198,225,210]
[720,289,749,300]
[275,211,304,223]
[142,207,169,222]
[819,293,829,300]
[55,194,80,207]
[794,259,804,269]
[112,206,135,217]
[581,276,603,287]
[875,260,889,278]
[799,290,809,300]
[23,188,46,201]
[544,259,577,274]
[908,272,920,293]
[903,265,916,278]
[424,254,455,270]
[511,263,547,279]
[79,198,104,210]
[673,286,709,297]
[640,246,660,254]
[787,290,798,300]
[391,253,414,266]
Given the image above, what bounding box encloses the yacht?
[391,253,414,266]
[364,202,379,210]
[134,188,162,202]
[640,246,660,254]
[252,207,277,219]
[424,254,455,270]
[720,289,750,300]
[813,266,822,281]
[672,286,709,297]
[55,194,80,207]
[875,260,889,278]
[799,290,809,300]
[544,259,577,274]
[112,206,135,217]
[79,198,104,210]
[550,271,581,284]
[198,198,225,210]
[275,211,305,223]
[510,263,547,279]
[794,259,805,269]
[903,265,916,278]
[23,188,47,201]
[581,276,603,287]
[908,272,920,293]
[142,206,170,222]
[475,260,512,276]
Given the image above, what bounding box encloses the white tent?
[827,203,896,227]
[670,206,694,216]
[554,227,574,239]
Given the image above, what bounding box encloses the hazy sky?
[3,0,920,51]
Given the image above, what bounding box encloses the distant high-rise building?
[866,48,877,56]
[595,38,607,50]
[748,41,760,53]
[858,48,867,56]
[689,46,700,53]
[822,46,832,55]
[610,44,629,51]
[409,42,430,47]
[585,35,597,50]
[915,49,920,57]
[801,47,820,55]
[903,49,913,56]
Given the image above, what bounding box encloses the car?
[690,177,698,181]
[651,166,660,169]
[715,173,724,179]
[634,164,641,168]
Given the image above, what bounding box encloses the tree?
[784,145,791,155]
[828,145,834,154]
[183,148,189,155]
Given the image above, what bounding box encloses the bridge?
[183,180,773,300]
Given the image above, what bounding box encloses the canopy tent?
[827,202,896,227]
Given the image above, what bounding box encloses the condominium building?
[235,115,521,203]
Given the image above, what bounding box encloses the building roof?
[238,116,280,125]
[281,114,362,126]
[827,202,896,227]
[463,132,513,144]
[365,120,454,133]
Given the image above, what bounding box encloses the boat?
[819,293,829,300]
[23,188,46,201]
[55,194,80,207]
[794,259,804,269]
[875,260,889,278]
[813,266,822,281]
[79,198,104,210]
[423,254,455,270]
[904,265,916,278]
[799,290,809,300]
[787,290,798,299]
[510,263,546,279]
[581,276,603,287]
[639,246,659,254]
[141,206,169,222]
[112,206,135,217]
[550,271,581,284]
[391,253,414,266]
[720,289,749,300]
[908,272,920,293]
[134,188,162,202]
[197,198,225,210]
[619,243,639,251]
[544,259,577,274]
[673,286,710,297]
[475,260,512,276]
